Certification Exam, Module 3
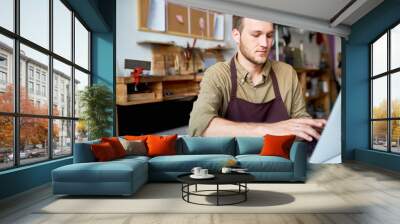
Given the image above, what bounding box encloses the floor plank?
[1,162,400,224]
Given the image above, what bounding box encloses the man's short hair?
[232,15,244,32]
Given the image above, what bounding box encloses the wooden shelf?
[163,92,198,101]
[137,40,176,46]
[117,74,202,106]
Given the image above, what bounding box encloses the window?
[371,23,400,154]
[75,18,89,70]
[0,71,6,85]
[41,73,46,83]
[28,67,34,80]
[0,0,91,170]
[42,85,46,97]
[36,83,40,95]
[0,0,14,32]
[20,0,49,49]
[28,81,34,94]
[53,0,72,60]
[0,54,7,67]
[0,34,13,113]
[35,70,41,81]
[0,54,8,87]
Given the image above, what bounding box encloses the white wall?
[116,0,235,76]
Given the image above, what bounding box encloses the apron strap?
[269,68,283,100]
[229,58,238,98]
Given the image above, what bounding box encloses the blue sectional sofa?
[52,136,308,196]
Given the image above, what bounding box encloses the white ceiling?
[170,0,384,37]
[223,0,353,24]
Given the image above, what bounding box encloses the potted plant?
[79,84,113,140]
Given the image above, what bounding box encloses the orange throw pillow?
[101,137,126,158]
[259,135,296,159]
[91,142,117,161]
[146,134,177,157]
[124,135,148,141]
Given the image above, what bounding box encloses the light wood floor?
[1,161,400,224]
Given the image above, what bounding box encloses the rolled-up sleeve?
[188,68,223,136]
[290,68,311,118]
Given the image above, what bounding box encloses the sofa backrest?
[73,139,100,163]
[235,137,263,155]
[177,136,236,155]
[73,136,265,163]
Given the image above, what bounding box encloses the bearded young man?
[188,16,326,141]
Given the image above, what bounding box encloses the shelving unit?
[116,74,203,106]
[296,68,335,118]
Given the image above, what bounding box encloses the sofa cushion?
[147,134,178,157]
[119,138,147,156]
[91,142,118,161]
[101,137,127,158]
[177,136,236,155]
[148,154,235,172]
[52,158,147,183]
[260,135,296,159]
[236,155,293,172]
[235,137,263,155]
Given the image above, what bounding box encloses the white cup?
[191,167,202,176]
[221,167,232,174]
[200,169,208,176]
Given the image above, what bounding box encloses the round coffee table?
[177,173,255,206]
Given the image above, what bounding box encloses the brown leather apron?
[224,58,290,123]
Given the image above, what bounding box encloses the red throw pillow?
[101,137,127,158]
[259,135,296,159]
[91,142,117,161]
[124,135,148,141]
[146,134,177,157]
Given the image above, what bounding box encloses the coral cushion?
[101,137,127,158]
[91,142,118,161]
[124,135,148,141]
[259,135,296,159]
[146,134,177,157]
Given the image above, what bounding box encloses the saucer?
[190,174,215,179]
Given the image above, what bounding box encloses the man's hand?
[259,118,327,141]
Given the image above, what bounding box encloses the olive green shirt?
[188,56,310,136]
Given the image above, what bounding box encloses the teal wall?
[0,0,116,200]
[343,0,400,171]
[0,158,72,199]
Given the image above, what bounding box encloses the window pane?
[391,24,400,70]
[53,59,72,117]
[0,35,14,112]
[20,44,49,115]
[391,72,400,118]
[74,18,89,70]
[53,119,72,158]
[53,0,72,60]
[0,116,14,170]
[20,117,49,165]
[372,77,387,119]
[372,121,388,151]
[75,120,88,143]
[20,0,49,49]
[391,120,400,153]
[0,0,14,31]
[372,33,387,76]
[74,69,89,118]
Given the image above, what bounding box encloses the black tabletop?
[177,172,255,185]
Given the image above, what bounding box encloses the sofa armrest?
[73,140,100,163]
[289,141,308,181]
